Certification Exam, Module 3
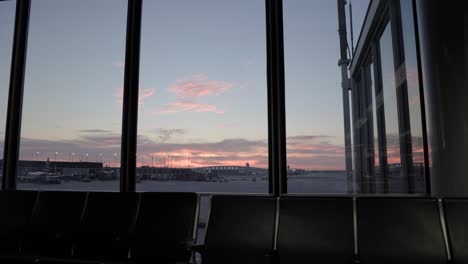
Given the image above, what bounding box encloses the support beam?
[2,0,31,190]
[337,0,354,193]
[120,0,142,193]
[266,0,287,195]
[416,0,468,196]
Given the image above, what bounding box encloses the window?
[347,0,371,52]
[400,0,426,193]
[379,22,402,193]
[18,0,127,191]
[370,60,384,192]
[0,0,16,180]
[361,60,376,193]
[137,0,268,242]
[284,0,347,193]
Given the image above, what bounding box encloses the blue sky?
[0,0,370,170]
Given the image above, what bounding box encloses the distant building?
[0,160,103,169]
[0,160,104,178]
[194,165,268,176]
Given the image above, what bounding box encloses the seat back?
[131,192,199,263]
[204,195,276,264]
[0,191,37,255]
[444,198,468,264]
[21,191,86,257]
[277,196,354,264]
[356,197,447,264]
[74,192,139,260]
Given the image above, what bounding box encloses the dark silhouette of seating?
[0,191,37,256]
[73,192,139,262]
[199,195,276,264]
[130,192,199,264]
[356,197,447,264]
[21,191,86,258]
[0,191,465,264]
[277,196,354,264]
[443,198,468,264]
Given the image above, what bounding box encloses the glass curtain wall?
[0,0,16,182]
[137,0,268,242]
[18,0,127,191]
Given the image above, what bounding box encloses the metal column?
[2,0,31,190]
[266,0,287,196]
[337,0,354,193]
[120,0,142,193]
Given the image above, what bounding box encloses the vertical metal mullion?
[2,0,31,190]
[411,0,431,195]
[120,0,142,193]
[266,0,287,196]
[390,0,413,193]
[337,0,353,194]
[372,42,389,193]
[359,70,368,192]
[266,0,274,195]
[351,79,361,193]
[364,62,376,193]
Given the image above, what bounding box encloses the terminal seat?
[199,195,276,264]
[21,191,86,259]
[277,196,354,264]
[356,197,447,264]
[0,191,37,263]
[443,198,468,264]
[72,192,139,262]
[130,192,199,264]
[0,191,37,256]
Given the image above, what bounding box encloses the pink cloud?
[114,89,123,105]
[114,88,155,106]
[139,88,155,106]
[114,60,125,68]
[158,101,224,114]
[168,74,233,97]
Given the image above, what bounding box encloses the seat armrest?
[265,250,277,264]
[191,244,206,264]
[191,244,205,254]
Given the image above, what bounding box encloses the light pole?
[114,153,118,168]
[71,152,75,162]
[85,153,89,162]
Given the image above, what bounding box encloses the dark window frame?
[351,0,429,194]
[2,0,288,196]
[2,0,428,195]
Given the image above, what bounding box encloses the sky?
[0,0,371,170]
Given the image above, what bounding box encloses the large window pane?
[401,0,426,193]
[284,0,347,193]
[347,0,371,51]
[18,0,127,191]
[0,0,16,181]
[137,0,268,242]
[379,22,402,192]
[370,60,384,192]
